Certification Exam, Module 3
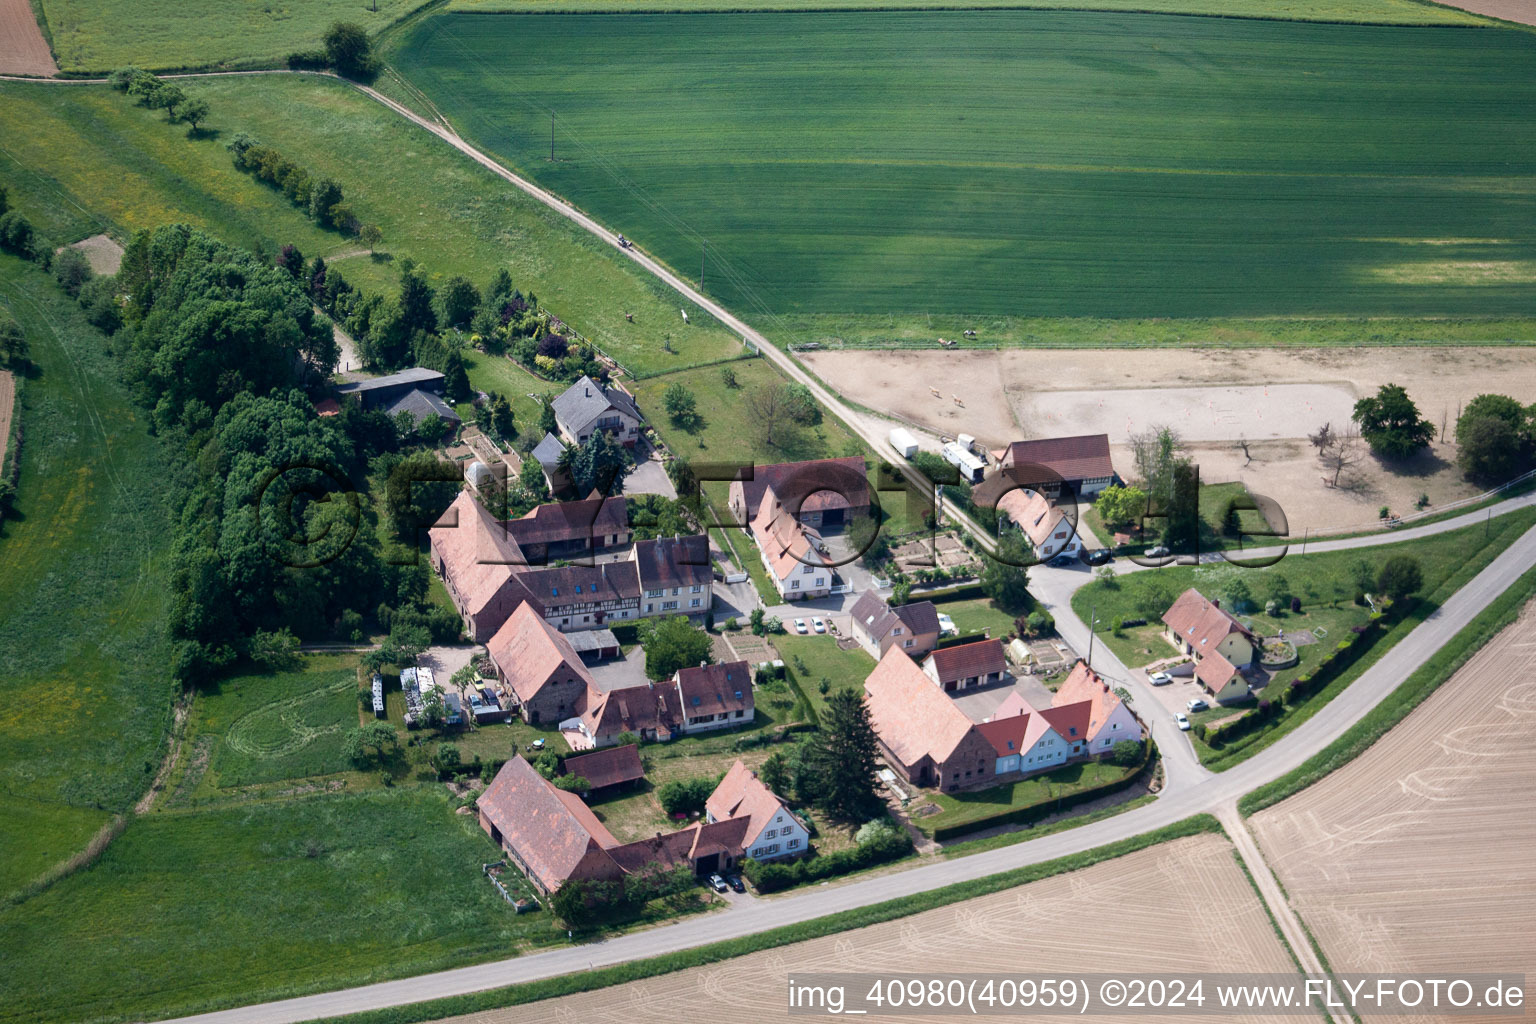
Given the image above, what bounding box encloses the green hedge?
[742,825,912,894]
[928,742,1153,843]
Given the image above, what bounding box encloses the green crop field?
[0,256,176,896]
[446,0,1488,20]
[392,11,1536,328]
[0,76,741,377]
[0,788,553,1024]
[34,0,428,73]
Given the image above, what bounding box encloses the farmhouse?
[551,375,643,448]
[521,561,643,632]
[675,660,754,732]
[750,491,833,601]
[921,637,1009,692]
[1051,661,1143,752]
[1161,588,1257,685]
[485,602,595,724]
[995,487,1081,561]
[975,708,1068,777]
[478,757,750,895]
[428,491,539,642]
[864,648,997,792]
[998,434,1116,497]
[633,533,713,617]
[848,592,941,660]
[707,760,804,861]
[572,680,685,749]
[1194,650,1249,705]
[727,456,869,531]
[561,743,645,795]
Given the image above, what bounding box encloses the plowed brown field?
[426,833,1297,1024]
[0,0,55,76]
[1253,604,1536,1020]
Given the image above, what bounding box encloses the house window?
[690,599,701,608]
[691,585,702,593]
[893,626,903,636]
[647,589,662,598]
[803,564,814,574]
[764,829,776,839]
[904,639,913,648]
[671,587,680,596]
[735,709,744,718]
[752,848,763,858]
[791,580,800,590]
[766,844,779,855]
[787,838,800,850]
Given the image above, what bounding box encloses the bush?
[1110,739,1143,766]
[0,211,36,258]
[52,246,93,296]
[657,776,715,816]
[286,49,330,70]
[742,821,912,894]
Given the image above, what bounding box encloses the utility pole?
[1086,604,1096,668]
[700,241,706,290]
[550,111,555,162]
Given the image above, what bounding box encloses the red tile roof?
[736,456,869,519]
[478,757,620,892]
[925,638,1007,685]
[706,759,791,840]
[632,533,713,591]
[1002,434,1115,484]
[676,661,754,719]
[430,491,528,621]
[995,488,1076,550]
[582,681,684,742]
[503,495,629,549]
[864,648,978,767]
[485,602,595,706]
[1051,661,1130,745]
[1039,701,1091,744]
[1195,650,1241,695]
[975,709,1059,758]
[561,743,644,790]
[1162,588,1254,653]
[751,490,825,584]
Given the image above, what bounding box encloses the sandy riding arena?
[426,834,1296,1024]
[0,0,56,76]
[803,346,1536,532]
[1437,0,1536,25]
[1252,603,1536,1008]
[61,234,124,276]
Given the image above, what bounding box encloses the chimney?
[1212,598,1220,609]
[584,385,591,397]
[699,660,709,669]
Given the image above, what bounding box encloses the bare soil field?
[0,369,13,471]
[1436,0,1536,25]
[426,833,1296,1024]
[804,346,1536,532]
[1252,604,1536,1015]
[63,233,122,276]
[0,0,55,76]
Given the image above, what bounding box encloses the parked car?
[1081,548,1112,565]
[1146,545,1171,557]
[727,874,746,893]
[1186,698,1210,712]
[1148,671,1173,686]
[1049,554,1075,567]
[812,617,827,633]
[1174,712,1191,731]
[708,873,729,893]
[794,618,808,634]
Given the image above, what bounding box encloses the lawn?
[446,0,1484,20]
[35,0,429,72]
[0,76,743,377]
[772,633,877,719]
[1073,506,1536,767]
[0,256,176,892]
[171,655,363,796]
[928,596,1019,641]
[0,788,560,1024]
[916,759,1133,835]
[393,12,1536,325]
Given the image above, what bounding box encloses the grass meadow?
[0,76,743,377]
[0,788,552,1024]
[0,256,175,895]
[446,0,1487,20]
[392,12,1536,324]
[35,0,428,73]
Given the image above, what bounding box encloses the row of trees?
[228,132,367,236]
[107,68,210,130]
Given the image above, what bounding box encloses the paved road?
[166,522,1536,1024]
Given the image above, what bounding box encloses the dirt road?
[0,0,55,77]
[0,369,13,471]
